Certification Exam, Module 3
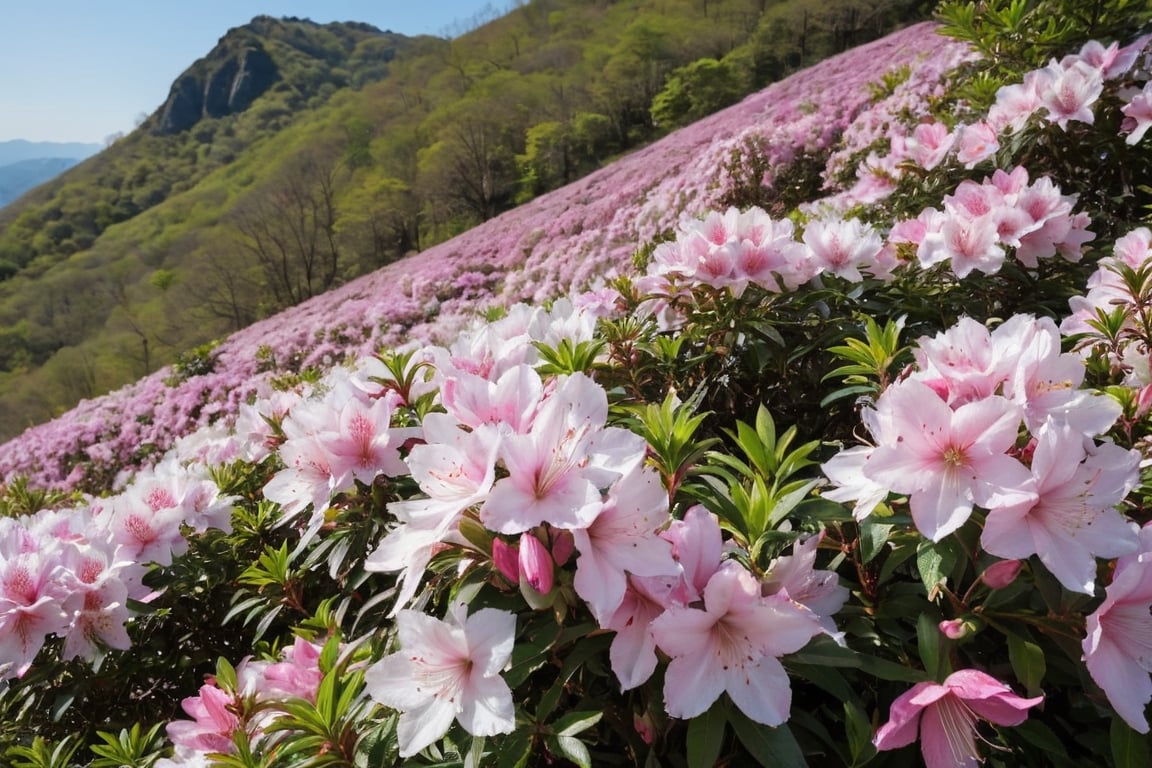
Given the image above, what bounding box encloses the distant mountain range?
[0,140,101,208]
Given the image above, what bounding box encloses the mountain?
[0,141,101,210]
[0,0,932,441]
[0,157,84,208]
[0,140,100,166]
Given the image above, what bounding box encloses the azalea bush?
[3,3,1152,767]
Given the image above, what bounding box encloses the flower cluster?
[158,636,327,766]
[894,166,1093,277]
[0,457,232,680]
[3,15,1152,768]
[824,313,1139,591]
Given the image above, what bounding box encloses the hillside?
[0,0,931,440]
[0,21,968,491]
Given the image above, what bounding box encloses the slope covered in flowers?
[5,7,1152,767]
[0,22,968,493]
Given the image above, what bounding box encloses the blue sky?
[0,1,504,143]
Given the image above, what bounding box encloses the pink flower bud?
[550,529,575,566]
[519,532,554,594]
[491,538,520,585]
[939,618,969,640]
[981,559,1023,589]
[633,711,656,745]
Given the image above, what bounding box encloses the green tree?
[650,57,744,129]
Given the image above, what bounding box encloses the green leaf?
[916,538,959,598]
[1006,632,1046,698]
[549,735,592,768]
[787,636,928,683]
[820,384,875,408]
[687,702,727,768]
[1111,715,1150,768]
[1013,719,1073,761]
[858,520,891,565]
[494,730,533,768]
[553,710,604,737]
[727,709,807,768]
[917,611,945,682]
[842,699,876,766]
[215,656,239,693]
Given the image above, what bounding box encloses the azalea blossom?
[1037,59,1104,129]
[1122,81,1152,145]
[1083,525,1152,733]
[649,562,822,725]
[802,217,886,282]
[981,422,1140,593]
[363,604,516,757]
[0,548,70,679]
[761,531,849,640]
[860,379,1034,541]
[364,417,500,614]
[166,683,242,756]
[874,669,1043,767]
[572,466,678,624]
[480,373,644,534]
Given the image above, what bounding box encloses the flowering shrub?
[3,4,1152,767]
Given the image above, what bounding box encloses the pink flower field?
[0,22,969,492]
[4,9,1152,765]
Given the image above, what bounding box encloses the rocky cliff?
[158,43,279,134]
[153,16,398,135]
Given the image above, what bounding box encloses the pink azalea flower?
[363,604,516,757]
[955,121,999,167]
[364,417,499,614]
[761,532,849,640]
[480,373,639,534]
[995,315,1119,435]
[572,466,678,624]
[661,504,725,602]
[821,445,889,521]
[649,563,822,725]
[1071,36,1150,79]
[605,573,680,691]
[981,422,1140,593]
[911,316,1007,406]
[264,378,408,541]
[57,543,133,662]
[0,548,70,679]
[802,217,884,282]
[905,121,955,170]
[1037,59,1103,129]
[1122,81,1152,145]
[262,637,324,702]
[863,379,1033,541]
[989,71,1043,133]
[918,212,1006,278]
[103,492,188,567]
[166,683,241,756]
[874,669,1043,767]
[440,364,543,433]
[1083,525,1152,732]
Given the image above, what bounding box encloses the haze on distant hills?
[0,0,932,440]
[0,141,103,209]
